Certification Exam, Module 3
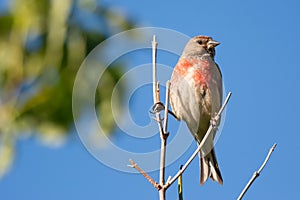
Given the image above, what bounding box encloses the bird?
[169,35,223,185]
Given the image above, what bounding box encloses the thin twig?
[154,82,164,135]
[152,35,163,138]
[237,143,277,200]
[165,92,232,189]
[216,92,232,121]
[159,128,167,200]
[163,81,171,134]
[152,35,158,100]
[157,80,171,200]
[129,159,161,190]
[151,35,167,200]
[152,34,164,136]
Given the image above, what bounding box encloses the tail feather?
[200,149,223,185]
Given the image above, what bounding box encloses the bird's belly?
[171,77,205,137]
[170,77,221,143]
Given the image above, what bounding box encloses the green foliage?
[0,0,135,177]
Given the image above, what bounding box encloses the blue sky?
[1,0,300,199]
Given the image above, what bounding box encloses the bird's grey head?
[182,35,220,59]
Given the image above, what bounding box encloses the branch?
[237,143,277,200]
[128,159,161,190]
[152,35,158,102]
[129,35,166,195]
[165,92,232,189]
[129,35,169,200]
[159,80,171,191]
[151,35,170,200]
[152,35,164,136]
[163,81,171,134]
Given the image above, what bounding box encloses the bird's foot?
[150,102,179,120]
[150,102,165,114]
[210,112,220,129]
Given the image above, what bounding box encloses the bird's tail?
[200,149,223,185]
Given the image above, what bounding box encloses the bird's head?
[183,35,220,59]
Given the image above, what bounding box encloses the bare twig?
[151,35,167,200]
[157,80,171,200]
[215,92,232,123]
[163,81,171,134]
[154,82,164,135]
[152,35,163,134]
[165,92,232,189]
[129,159,161,190]
[237,143,277,200]
[152,34,158,100]
[152,35,164,141]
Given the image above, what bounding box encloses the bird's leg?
[150,102,179,120]
[168,110,179,120]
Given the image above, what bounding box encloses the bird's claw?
[210,118,217,128]
[210,112,220,129]
[150,102,179,120]
[150,102,165,114]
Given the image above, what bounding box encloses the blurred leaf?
[0,0,136,177]
[0,140,14,177]
[37,122,67,147]
[96,67,123,134]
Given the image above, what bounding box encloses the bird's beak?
[207,40,220,48]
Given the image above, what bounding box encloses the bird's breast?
[174,58,212,86]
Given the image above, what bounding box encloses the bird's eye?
[197,40,203,45]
